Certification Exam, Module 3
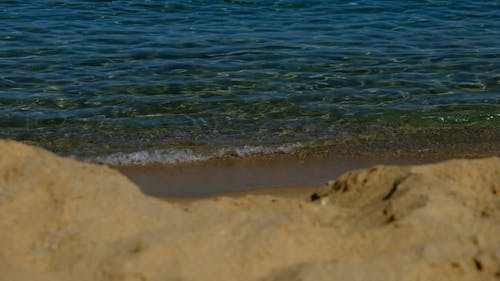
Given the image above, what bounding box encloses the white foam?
[92,149,209,165]
[232,143,300,157]
[90,143,302,165]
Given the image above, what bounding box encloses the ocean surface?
[1,0,499,164]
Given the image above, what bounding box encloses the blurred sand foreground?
[0,139,499,281]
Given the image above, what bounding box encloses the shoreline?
[11,123,499,166]
[116,152,485,198]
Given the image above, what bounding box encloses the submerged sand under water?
[0,139,499,281]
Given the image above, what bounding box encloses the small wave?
[91,149,210,165]
[91,143,302,165]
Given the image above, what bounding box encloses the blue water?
[1,1,499,163]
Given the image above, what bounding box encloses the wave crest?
[91,143,302,165]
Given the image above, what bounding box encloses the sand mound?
[0,139,499,281]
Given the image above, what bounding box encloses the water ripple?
[0,0,499,157]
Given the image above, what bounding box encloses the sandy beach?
[116,145,499,198]
[2,0,499,279]
[117,155,443,197]
[1,139,499,280]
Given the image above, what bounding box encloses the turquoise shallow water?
[1,1,499,163]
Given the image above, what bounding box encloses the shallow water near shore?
[1,0,499,163]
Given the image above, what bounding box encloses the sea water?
[1,0,499,164]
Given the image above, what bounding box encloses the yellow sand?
[0,139,499,281]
